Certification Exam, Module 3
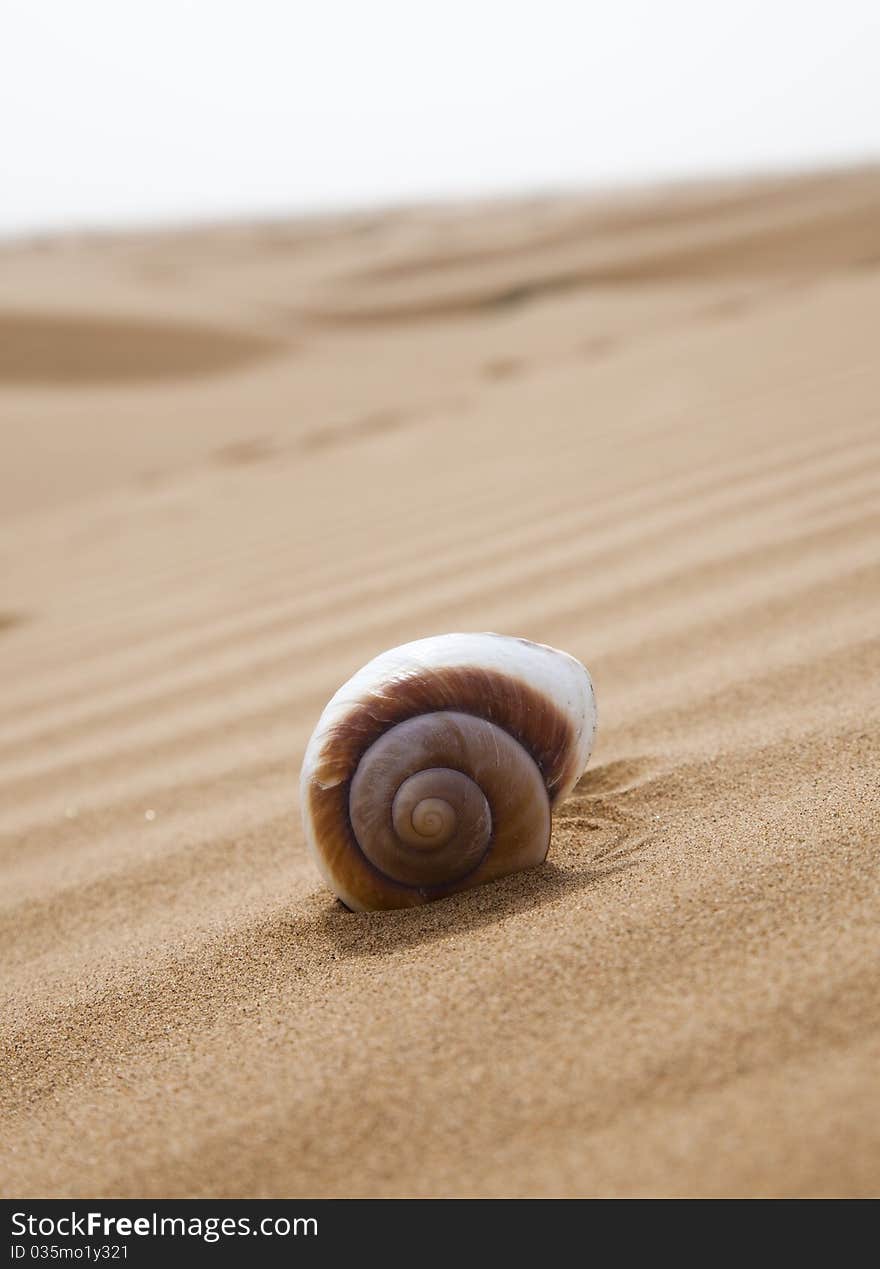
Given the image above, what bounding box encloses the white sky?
[2,0,879,237]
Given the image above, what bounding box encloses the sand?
[1,167,878,1198]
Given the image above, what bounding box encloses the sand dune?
[309,167,880,321]
[0,310,282,385]
[1,168,879,1197]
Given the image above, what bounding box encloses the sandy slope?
[1,167,878,1197]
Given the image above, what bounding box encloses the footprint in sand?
[482,356,527,380]
[0,612,27,635]
[212,436,278,468]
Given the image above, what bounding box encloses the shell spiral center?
[392,768,485,853]
[347,710,551,893]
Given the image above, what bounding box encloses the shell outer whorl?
[310,662,583,803]
[302,653,592,910]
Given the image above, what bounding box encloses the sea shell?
[299,632,597,911]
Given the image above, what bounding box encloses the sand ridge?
[0,167,878,1196]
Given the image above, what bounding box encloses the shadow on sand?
[313,755,659,960]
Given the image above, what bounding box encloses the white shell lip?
[300,633,598,905]
[302,632,596,794]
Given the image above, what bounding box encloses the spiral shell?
[300,633,597,911]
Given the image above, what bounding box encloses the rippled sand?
[1,167,879,1196]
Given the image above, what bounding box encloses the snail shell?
[300,633,597,911]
